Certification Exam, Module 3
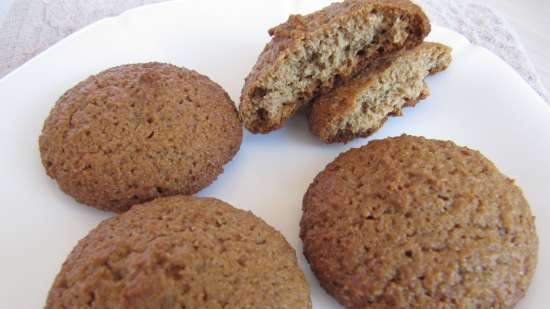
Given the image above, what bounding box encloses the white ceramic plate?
[1,1,549,308]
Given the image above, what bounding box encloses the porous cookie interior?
[311,43,451,143]
[301,135,538,309]
[241,1,428,133]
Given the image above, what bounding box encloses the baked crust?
[301,135,538,309]
[39,63,242,212]
[46,196,311,309]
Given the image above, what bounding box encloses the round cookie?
[39,63,242,212]
[46,195,311,309]
[301,135,538,309]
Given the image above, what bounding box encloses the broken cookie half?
[240,0,431,134]
[309,42,452,143]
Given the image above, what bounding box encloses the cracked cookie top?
[300,134,537,309]
[39,63,242,212]
[46,195,311,309]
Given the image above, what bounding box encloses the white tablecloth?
[0,0,548,102]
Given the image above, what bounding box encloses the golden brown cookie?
[39,63,242,212]
[46,195,311,309]
[301,135,538,309]
[239,0,430,134]
[309,42,452,143]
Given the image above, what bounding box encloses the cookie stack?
[239,0,451,143]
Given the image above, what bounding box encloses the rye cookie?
[46,195,311,309]
[240,0,430,133]
[309,42,452,143]
[301,135,538,309]
[39,63,242,212]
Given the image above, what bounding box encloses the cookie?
[39,63,242,212]
[239,0,430,133]
[309,42,452,143]
[46,195,311,309]
[301,135,538,308]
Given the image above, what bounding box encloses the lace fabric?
[417,0,548,102]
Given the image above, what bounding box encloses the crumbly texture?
[46,196,311,309]
[309,42,451,143]
[239,0,430,134]
[39,63,242,212]
[301,135,538,309]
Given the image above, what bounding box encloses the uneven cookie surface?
[39,63,242,212]
[46,196,311,309]
[301,135,538,309]
[240,0,430,133]
[309,42,451,143]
